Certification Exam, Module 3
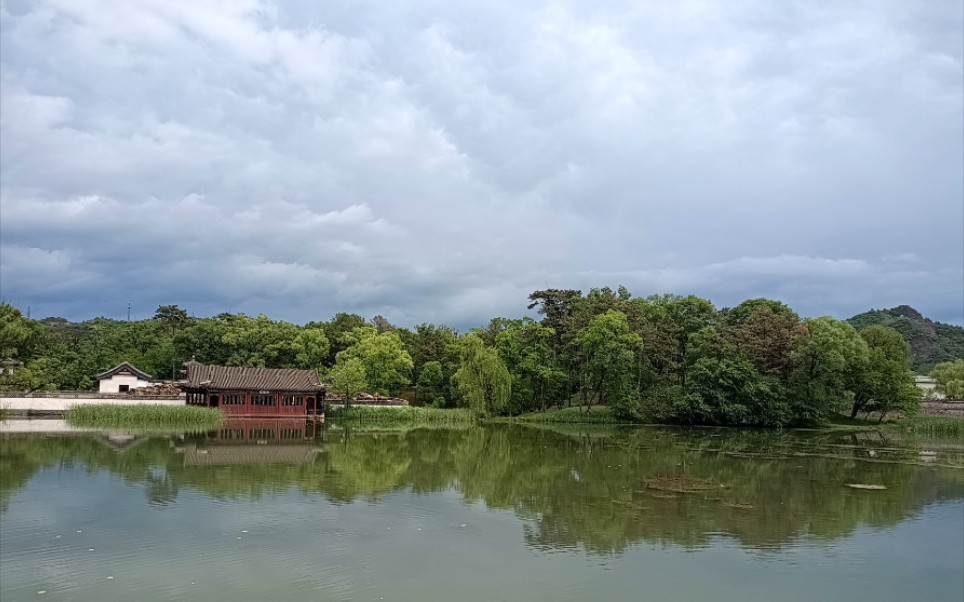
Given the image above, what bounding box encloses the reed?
[328,405,475,425]
[513,407,621,424]
[896,415,964,437]
[65,404,224,431]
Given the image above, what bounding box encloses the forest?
[1,288,961,426]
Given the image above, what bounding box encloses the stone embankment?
[326,393,408,406]
[920,401,964,417]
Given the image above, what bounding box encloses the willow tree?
[849,325,918,419]
[931,359,964,399]
[453,334,511,417]
[788,317,868,423]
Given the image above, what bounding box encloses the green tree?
[153,305,189,379]
[371,315,394,333]
[528,289,583,398]
[417,361,446,404]
[724,299,805,380]
[527,289,583,340]
[849,326,918,419]
[338,330,414,395]
[176,316,231,367]
[322,313,368,365]
[219,314,301,367]
[292,327,330,370]
[788,317,867,423]
[635,295,715,392]
[453,333,511,417]
[931,359,964,399]
[571,310,642,414]
[408,323,458,391]
[496,318,566,414]
[662,295,716,391]
[0,357,62,392]
[662,357,788,426]
[327,357,368,408]
[0,304,43,360]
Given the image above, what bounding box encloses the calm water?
[1,421,962,602]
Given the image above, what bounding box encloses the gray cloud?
[1,0,961,327]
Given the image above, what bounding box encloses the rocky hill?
[847,305,964,373]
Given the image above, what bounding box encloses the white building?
[914,375,943,400]
[96,362,154,393]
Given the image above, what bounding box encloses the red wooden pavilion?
[182,360,326,417]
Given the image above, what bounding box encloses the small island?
[1,292,961,433]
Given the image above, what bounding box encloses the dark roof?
[183,361,324,392]
[95,362,154,381]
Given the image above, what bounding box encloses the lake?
[1,420,962,601]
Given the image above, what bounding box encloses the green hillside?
[848,305,964,373]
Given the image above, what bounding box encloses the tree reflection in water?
[2,422,962,554]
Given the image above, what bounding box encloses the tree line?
[1,289,961,426]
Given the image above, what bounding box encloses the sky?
[1,0,962,329]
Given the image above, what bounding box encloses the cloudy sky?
[1,0,962,328]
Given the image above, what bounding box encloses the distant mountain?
[848,305,964,373]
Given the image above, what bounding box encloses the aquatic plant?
[328,405,475,425]
[896,416,964,437]
[64,404,224,431]
[512,407,621,424]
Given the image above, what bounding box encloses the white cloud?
[0,0,961,325]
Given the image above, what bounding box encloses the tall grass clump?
[328,405,475,426]
[896,416,964,438]
[514,407,622,425]
[65,404,224,431]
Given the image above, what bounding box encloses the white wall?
[1,397,185,412]
[98,374,153,393]
[0,419,104,433]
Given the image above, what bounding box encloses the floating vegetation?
[644,476,721,494]
[64,404,224,431]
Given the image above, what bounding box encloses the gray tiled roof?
[183,361,324,392]
[95,361,154,381]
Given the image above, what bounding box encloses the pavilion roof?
[183,361,324,392]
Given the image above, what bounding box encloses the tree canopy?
[1,288,947,426]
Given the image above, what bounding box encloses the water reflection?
[2,420,962,554]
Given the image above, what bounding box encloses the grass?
[510,407,623,425]
[893,415,964,437]
[64,404,225,431]
[824,414,964,438]
[0,407,9,421]
[327,405,476,426]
